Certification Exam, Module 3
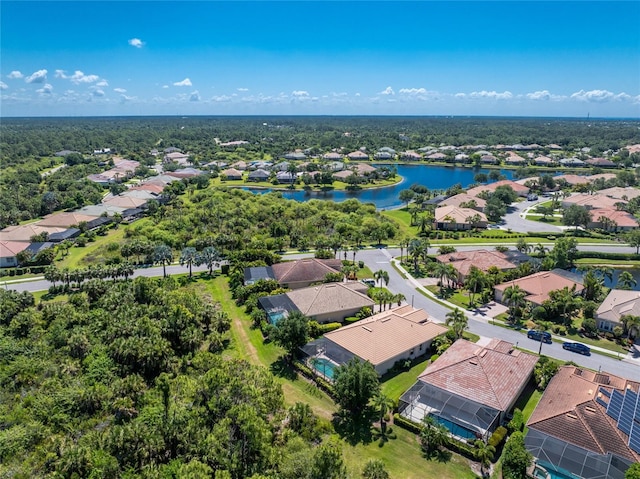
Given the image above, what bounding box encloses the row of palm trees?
[44,263,135,287]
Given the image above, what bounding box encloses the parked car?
[562,342,591,355]
[527,330,552,344]
[361,278,376,287]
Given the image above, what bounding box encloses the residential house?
[102,195,148,209]
[323,152,344,161]
[588,208,638,231]
[434,205,488,231]
[219,140,249,147]
[426,152,447,161]
[494,269,584,306]
[166,168,203,179]
[284,152,307,161]
[399,338,538,440]
[327,160,345,171]
[54,150,81,157]
[347,151,369,161]
[374,151,394,161]
[533,156,557,167]
[455,153,472,163]
[76,204,127,217]
[553,174,591,186]
[586,158,617,168]
[504,154,528,165]
[400,151,422,161]
[259,282,374,324]
[595,289,640,335]
[437,193,486,212]
[434,249,522,283]
[274,258,342,289]
[37,212,97,228]
[247,169,271,182]
[48,228,81,243]
[276,171,296,183]
[587,173,617,183]
[273,161,292,172]
[221,168,243,180]
[561,194,625,211]
[231,160,248,170]
[0,241,30,267]
[351,163,377,175]
[465,180,530,198]
[163,151,190,164]
[480,154,499,165]
[302,305,448,376]
[164,147,182,153]
[559,157,586,167]
[0,224,68,243]
[525,366,640,479]
[598,187,640,201]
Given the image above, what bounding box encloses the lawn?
[204,275,478,478]
[381,357,431,402]
[55,227,127,269]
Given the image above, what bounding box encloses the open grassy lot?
[212,175,402,191]
[55,227,127,269]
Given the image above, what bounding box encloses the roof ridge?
[477,350,505,409]
[302,284,324,315]
[575,400,606,455]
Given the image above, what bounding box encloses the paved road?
[355,248,640,380]
[5,246,640,379]
[501,198,563,233]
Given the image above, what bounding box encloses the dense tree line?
[0,278,354,478]
[3,116,640,166]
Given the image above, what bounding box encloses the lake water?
[244,164,515,210]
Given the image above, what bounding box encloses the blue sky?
[1,1,639,117]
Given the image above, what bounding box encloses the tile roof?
[434,204,488,224]
[130,183,166,194]
[589,208,638,228]
[272,258,343,284]
[495,270,584,305]
[527,366,640,462]
[596,289,640,323]
[553,174,591,185]
[598,187,640,200]
[37,212,98,227]
[0,224,68,243]
[0,240,30,257]
[286,282,374,317]
[221,168,243,177]
[102,195,148,208]
[435,249,517,278]
[418,338,538,411]
[324,306,447,367]
[466,180,529,197]
[438,193,487,210]
[347,151,369,159]
[562,194,625,210]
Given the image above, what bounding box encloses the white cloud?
[7,71,23,79]
[92,88,105,97]
[55,70,100,84]
[292,90,309,97]
[454,93,466,98]
[128,38,144,48]
[379,86,395,95]
[570,89,636,103]
[355,92,361,97]
[96,80,109,87]
[25,69,48,83]
[173,78,192,87]
[469,90,513,100]
[211,95,232,102]
[399,88,427,95]
[237,87,249,92]
[120,94,136,103]
[162,85,169,89]
[189,90,200,102]
[36,83,53,95]
[114,88,127,93]
[526,90,566,101]
[0,81,7,90]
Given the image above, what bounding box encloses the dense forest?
[3,116,640,165]
[0,279,348,479]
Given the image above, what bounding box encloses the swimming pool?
[310,357,338,380]
[430,415,478,440]
[268,311,286,324]
[534,461,579,479]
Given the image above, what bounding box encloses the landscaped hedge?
[393,413,423,434]
[488,425,508,449]
[292,359,336,398]
[574,251,640,261]
[308,321,342,338]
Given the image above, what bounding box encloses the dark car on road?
[562,342,591,355]
[527,330,552,344]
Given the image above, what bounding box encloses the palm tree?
[465,266,486,308]
[374,269,390,288]
[393,293,406,307]
[420,416,448,456]
[196,246,222,276]
[180,247,198,278]
[621,315,640,341]
[475,440,496,477]
[503,284,527,323]
[408,238,426,274]
[617,271,637,290]
[445,308,468,339]
[153,244,173,278]
[372,392,395,433]
[443,264,458,289]
[534,243,549,257]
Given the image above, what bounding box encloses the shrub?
[507,409,524,434]
[430,354,440,362]
[488,426,508,449]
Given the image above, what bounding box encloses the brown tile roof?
[0,224,68,243]
[495,270,584,305]
[272,258,342,284]
[562,194,625,210]
[37,212,98,227]
[589,208,638,228]
[347,151,369,160]
[418,338,538,411]
[434,204,488,224]
[588,173,617,182]
[286,282,374,317]
[466,180,529,197]
[596,289,640,323]
[438,193,487,210]
[324,306,447,367]
[221,168,243,177]
[527,366,640,462]
[0,240,30,257]
[352,163,377,174]
[554,174,591,186]
[435,249,517,278]
[102,195,148,208]
[130,183,165,194]
[597,187,640,200]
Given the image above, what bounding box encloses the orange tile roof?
[419,338,538,411]
[435,249,516,278]
[271,258,342,284]
[466,180,529,197]
[527,366,640,462]
[495,270,584,305]
[0,240,30,257]
[324,306,447,367]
